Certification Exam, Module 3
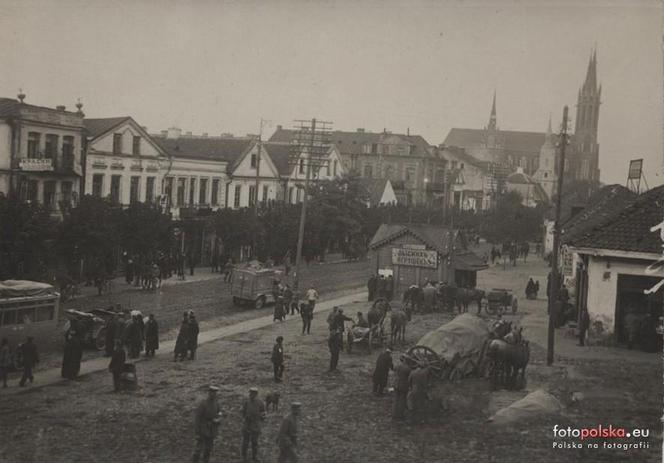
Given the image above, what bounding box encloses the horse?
[486,327,529,390]
[390,304,412,343]
[367,298,391,351]
[456,288,485,313]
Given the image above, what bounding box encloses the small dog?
[265,392,280,412]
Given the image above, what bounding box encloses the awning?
[454,251,488,271]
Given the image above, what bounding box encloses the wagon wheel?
[405,345,445,379]
[511,297,518,314]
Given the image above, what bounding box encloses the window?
[364,164,373,178]
[544,172,548,179]
[132,136,141,155]
[164,177,174,205]
[35,305,55,322]
[27,132,40,158]
[44,134,58,159]
[92,174,104,197]
[16,308,35,324]
[460,163,464,169]
[176,178,186,206]
[299,159,305,174]
[251,154,257,168]
[199,178,208,204]
[363,144,371,154]
[371,143,378,154]
[43,181,56,208]
[146,177,155,203]
[249,185,256,206]
[2,310,16,326]
[62,136,74,167]
[211,179,219,206]
[288,187,294,204]
[189,178,196,205]
[61,182,72,205]
[333,160,338,177]
[326,160,331,177]
[234,185,242,208]
[130,176,140,203]
[113,133,122,154]
[26,180,38,202]
[405,166,416,183]
[262,184,269,202]
[110,175,122,203]
[297,188,302,202]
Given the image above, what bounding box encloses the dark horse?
[390,304,412,343]
[367,298,390,351]
[456,288,486,314]
[487,327,529,390]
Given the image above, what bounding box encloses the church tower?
[572,49,601,182]
[534,116,558,200]
[483,91,502,157]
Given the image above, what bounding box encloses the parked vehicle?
[63,308,116,351]
[231,267,283,309]
[0,280,60,368]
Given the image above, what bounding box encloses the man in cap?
[241,387,266,462]
[192,385,222,463]
[271,336,285,382]
[372,346,393,395]
[18,336,39,387]
[392,355,412,420]
[277,402,301,463]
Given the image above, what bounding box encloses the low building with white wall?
[567,185,663,344]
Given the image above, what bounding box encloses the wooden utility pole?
[293,119,316,293]
[547,106,569,366]
[252,119,265,258]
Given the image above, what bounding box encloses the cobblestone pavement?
[0,257,660,462]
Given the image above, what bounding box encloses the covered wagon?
[404,313,492,380]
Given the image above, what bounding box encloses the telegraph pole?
[291,118,332,293]
[252,119,265,258]
[547,105,569,366]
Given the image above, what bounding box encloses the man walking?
[192,386,222,463]
[109,341,126,392]
[271,336,285,382]
[18,336,39,387]
[241,387,266,462]
[277,402,301,463]
[328,331,343,372]
[578,308,590,347]
[144,313,159,357]
[306,286,318,312]
[393,355,411,420]
[300,303,313,335]
[372,347,393,395]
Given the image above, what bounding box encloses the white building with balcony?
[0,94,85,216]
[83,117,167,205]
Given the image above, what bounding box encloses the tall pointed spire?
[543,114,553,147]
[488,91,497,130]
[583,48,597,92]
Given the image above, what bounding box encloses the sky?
[1,0,662,186]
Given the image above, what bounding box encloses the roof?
[0,97,83,118]
[83,117,131,138]
[263,143,294,176]
[362,178,390,206]
[561,185,637,245]
[443,146,488,171]
[506,171,537,185]
[443,128,562,156]
[568,184,664,255]
[369,223,459,254]
[153,136,254,163]
[269,128,434,158]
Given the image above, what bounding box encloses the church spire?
[488,91,497,130]
[543,114,553,147]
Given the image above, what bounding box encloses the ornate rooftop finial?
[17,88,25,103]
[75,98,84,116]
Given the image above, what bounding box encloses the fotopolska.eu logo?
[552,425,652,450]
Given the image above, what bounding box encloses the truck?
[231,267,283,309]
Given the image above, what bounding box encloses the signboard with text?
[392,247,438,269]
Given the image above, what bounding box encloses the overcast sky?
[1,0,661,186]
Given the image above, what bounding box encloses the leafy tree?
[0,195,57,280]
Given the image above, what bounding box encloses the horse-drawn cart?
[348,324,386,350]
[485,288,518,316]
[404,313,492,381]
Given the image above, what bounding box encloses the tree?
[0,195,57,280]
[482,191,543,244]
[119,202,174,262]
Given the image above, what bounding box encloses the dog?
[265,392,280,412]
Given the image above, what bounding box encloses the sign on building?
[562,246,573,276]
[392,247,438,269]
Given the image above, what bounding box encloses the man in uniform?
[393,355,411,420]
[192,385,222,463]
[372,347,393,395]
[241,387,266,462]
[271,336,285,382]
[277,402,301,463]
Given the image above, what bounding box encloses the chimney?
[276,125,283,131]
[356,128,365,133]
[56,105,66,112]
[167,127,182,139]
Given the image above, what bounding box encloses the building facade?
[84,117,167,205]
[269,127,445,206]
[0,95,84,216]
